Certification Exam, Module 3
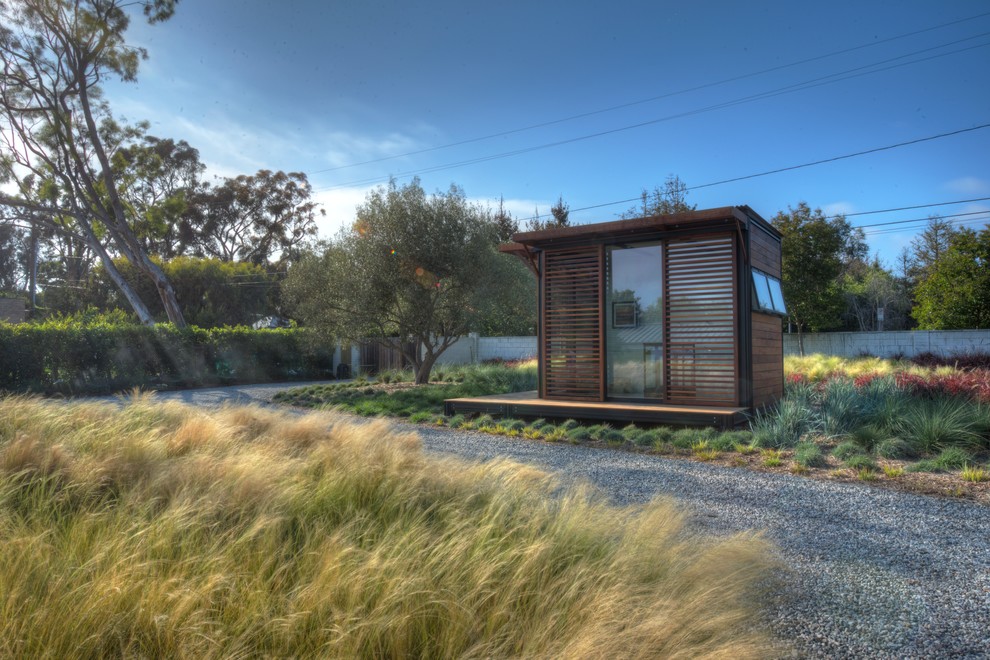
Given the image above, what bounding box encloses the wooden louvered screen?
[664,235,738,405]
[542,246,603,400]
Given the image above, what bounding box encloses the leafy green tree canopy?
[912,226,990,329]
[773,203,852,352]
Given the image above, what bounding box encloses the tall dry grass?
[0,394,777,658]
[784,353,959,382]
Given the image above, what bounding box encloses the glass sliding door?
[605,243,663,400]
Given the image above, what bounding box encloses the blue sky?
[110,0,990,266]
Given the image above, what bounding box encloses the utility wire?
[520,124,990,222]
[315,34,990,192]
[307,11,990,174]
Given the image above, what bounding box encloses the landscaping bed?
[274,354,990,505]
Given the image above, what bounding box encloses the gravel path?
[107,383,990,658]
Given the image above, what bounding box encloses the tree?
[773,203,849,354]
[284,179,499,384]
[840,259,909,331]
[908,216,957,284]
[0,0,186,326]
[524,194,570,232]
[490,196,518,243]
[618,174,695,219]
[0,213,23,292]
[80,256,279,327]
[184,170,322,264]
[912,226,990,329]
[116,135,204,259]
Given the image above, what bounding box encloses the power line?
[307,11,990,175]
[865,217,990,237]
[686,123,990,192]
[315,34,990,192]
[838,196,990,218]
[520,124,990,222]
[858,209,990,230]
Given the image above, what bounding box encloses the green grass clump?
[447,414,466,428]
[933,446,972,470]
[566,427,592,443]
[504,419,527,432]
[601,429,626,446]
[671,428,709,450]
[528,418,549,430]
[832,441,863,461]
[760,449,783,467]
[409,411,433,423]
[793,442,826,468]
[559,419,580,431]
[875,437,914,460]
[894,398,987,455]
[844,454,877,471]
[0,395,776,658]
[750,399,813,448]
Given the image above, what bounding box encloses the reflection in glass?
[606,244,663,399]
[767,276,787,314]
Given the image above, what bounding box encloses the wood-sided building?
[445,206,786,428]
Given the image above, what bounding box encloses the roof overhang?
[511,205,777,249]
[498,242,539,276]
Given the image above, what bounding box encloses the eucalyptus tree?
[0,0,187,326]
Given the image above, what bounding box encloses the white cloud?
[320,131,426,169]
[823,201,857,217]
[945,177,990,196]
[311,186,376,239]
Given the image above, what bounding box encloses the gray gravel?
[104,383,990,659]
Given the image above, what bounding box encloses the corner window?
[752,269,787,316]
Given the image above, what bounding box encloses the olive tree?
[285,179,502,384]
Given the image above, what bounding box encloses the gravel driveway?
[107,382,990,659]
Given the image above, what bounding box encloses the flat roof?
[511,205,777,246]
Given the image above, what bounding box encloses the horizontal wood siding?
[750,223,781,278]
[543,246,602,400]
[752,312,783,407]
[664,235,738,405]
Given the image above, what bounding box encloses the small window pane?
[752,271,773,311]
[767,277,787,314]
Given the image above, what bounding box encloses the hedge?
[0,324,334,395]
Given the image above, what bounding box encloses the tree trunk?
[414,354,438,385]
[79,218,157,326]
[28,225,38,311]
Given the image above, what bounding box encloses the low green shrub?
[409,411,433,423]
[0,322,334,394]
[447,414,466,428]
[559,419,580,431]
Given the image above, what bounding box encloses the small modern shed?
[445,206,787,427]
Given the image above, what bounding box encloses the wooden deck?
[444,391,749,429]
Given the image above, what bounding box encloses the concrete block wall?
[478,336,537,362]
[784,330,990,358]
[433,336,477,365]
